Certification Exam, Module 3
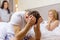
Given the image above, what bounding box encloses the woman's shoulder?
[54,20,59,23]
[53,20,59,27]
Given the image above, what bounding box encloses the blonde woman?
[46,9,59,31]
[40,9,60,40]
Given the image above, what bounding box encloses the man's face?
[24,12,29,23]
[24,12,34,23]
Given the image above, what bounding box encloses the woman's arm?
[46,20,59,31]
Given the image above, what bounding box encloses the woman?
[40,9,60,40]
[0,0,11,22]
[46,9,59,31]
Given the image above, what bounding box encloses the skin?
[11,12,43,40]
[13,25,21,35]
[4,2,8,9]
[46,11,59,31]
[11,14,36,40]
[24,12,43,40]
[34,17,43,40]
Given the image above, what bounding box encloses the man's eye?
[26,16,28,18]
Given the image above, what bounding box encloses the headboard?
[28,3,60,21]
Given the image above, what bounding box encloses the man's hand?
[34,17,43,40]
[13,15,36,40]
[27,15,36,27]
[34,17,43,29]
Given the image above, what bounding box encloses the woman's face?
[48,11,54,20]
[4,2,8,9]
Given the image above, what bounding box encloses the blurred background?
[0,0,60,20]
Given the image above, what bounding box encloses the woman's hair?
[49,9,59,20]
[28,10,41,24]
[1,0,10,14]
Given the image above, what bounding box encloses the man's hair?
[28,10,41,24]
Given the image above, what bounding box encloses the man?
[11,10,43,40]
[0,10,43,40]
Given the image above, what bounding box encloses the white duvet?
[40,21,60,40]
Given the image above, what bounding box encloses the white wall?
[0,0,3,4]
[18,0,60,11]
[30,3,60,20]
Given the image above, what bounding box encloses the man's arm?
[15,23,33,40]
[34,17,43,40]
[11,23,33,40]
[11,16,36,40]
[34,24,41,40]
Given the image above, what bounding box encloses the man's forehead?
[25,12,29,15]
